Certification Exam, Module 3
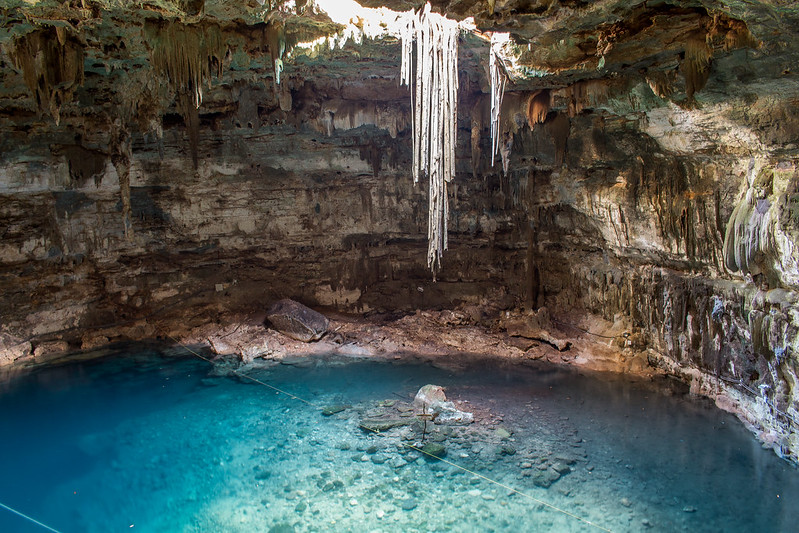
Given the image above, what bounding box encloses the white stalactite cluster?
[400,3,460,276]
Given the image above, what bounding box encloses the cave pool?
[1,345,797,532]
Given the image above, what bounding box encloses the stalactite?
[490,33,509,168]
[263,21,286,85]
[526,89,550,127]
[723,164,775,277]
[110,120,133,239]
[149,22,226,109]
[681,35,712,101]
[646,70,676,99]
[148,22,227,167]
[177,92,201,168]
[565,80,609,117]
[399,3,460,276]
[8,27,85,125]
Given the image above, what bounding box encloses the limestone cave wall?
[0,0,798,461]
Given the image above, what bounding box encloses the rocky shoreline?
[2,297,794,466]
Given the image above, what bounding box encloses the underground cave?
[1,0,798,531]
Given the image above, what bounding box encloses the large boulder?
[265,299,329,342]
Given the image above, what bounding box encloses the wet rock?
[501,308,572,351]
[266,299,329,342]
[294,501,307,513]
[32,340,70,359]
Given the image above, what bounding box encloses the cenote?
[1,346,797,533]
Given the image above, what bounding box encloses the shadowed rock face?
[0,1,798,460]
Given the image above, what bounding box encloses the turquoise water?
[0,346,797,532]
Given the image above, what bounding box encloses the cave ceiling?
[0,0,797,131]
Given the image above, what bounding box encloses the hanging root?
[400,4,460,276]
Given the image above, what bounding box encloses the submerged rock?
[321,404,350,416]
[413,384,474,425]
[265,299,329,342]
[359,417,410,432]
[268,523,295,533]
[421,442,446,459]
[532,467,562,488]
[414,384,448,408]
[400,497,417,511]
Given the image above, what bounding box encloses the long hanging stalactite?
[489,32,509,169]
[400,4,460,277]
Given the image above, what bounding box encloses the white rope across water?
[0,501,62,532]
[400,3,460,276]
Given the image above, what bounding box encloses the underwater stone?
[321,405,350,416]
[400,498,417,511]
[359,417,411,432]
[268,524,296,533]
[421,442,446,459]
[499,444,516,456]
[266,299,329,342]
[552,462,571,474]
[371,453,389,464]
[413,384,474,425]
[532,468,562,488]
[390,457,409,469]
[495,427,511,439]
[414,384,448,409]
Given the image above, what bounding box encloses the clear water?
[1,346,797,533]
